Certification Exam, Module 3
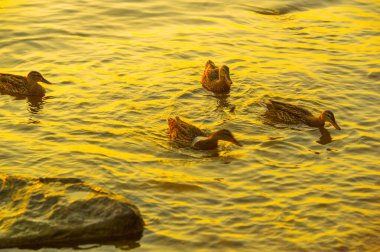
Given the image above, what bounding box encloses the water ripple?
[1,0,380,251]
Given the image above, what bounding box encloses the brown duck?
[168,116,242,150]
[201,60,232,94]
[0,71,51,96]
[262,100,341,130]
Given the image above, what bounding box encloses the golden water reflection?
[1,0,380,251]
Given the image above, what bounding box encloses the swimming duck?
[0,71,51,96]
[168,116,242,150]
[262,100,341,130]
[201,60,232,94]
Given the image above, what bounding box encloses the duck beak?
[231,138,243,147]
[41,77,51,84]
[330,120,341,130]
[227,76,232,85]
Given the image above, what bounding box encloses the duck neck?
[308,115,325,127]
[214,75,230,94]
[192,136,218,150]
[26,78,45,96]
[218,72,230,87]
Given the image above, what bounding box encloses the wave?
[249,0,340,15]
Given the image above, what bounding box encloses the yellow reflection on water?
[1,0,380,251]
[0,0,25,9]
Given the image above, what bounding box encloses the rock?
[0,174,144,249]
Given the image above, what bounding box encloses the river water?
[1,0,380,251]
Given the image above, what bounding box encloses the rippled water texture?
[1,0,380,251]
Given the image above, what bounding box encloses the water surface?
[1,0,380,251]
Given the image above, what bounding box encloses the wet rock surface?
[0,174,144,249]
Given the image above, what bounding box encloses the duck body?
[262,100,341,130]
[201,60,232,94]
[168,116,206,148]
[168,116,242,150]
[0,71,51,96]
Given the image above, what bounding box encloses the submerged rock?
[0,174,144,249]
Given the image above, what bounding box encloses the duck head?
[211,129,242,146]
[219,65,232,85]
[27,71,51,84]
[320,110,341,130]
[205,60,216,69]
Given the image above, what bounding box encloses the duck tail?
[168,117,175,126]
[168,117,181,140]
[168,116,180,131]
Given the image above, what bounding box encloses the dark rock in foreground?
[0,174,144,249]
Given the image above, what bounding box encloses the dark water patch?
[295,32,310,36]
[368,72,380,81]
[101,8,150,18]
[224,58,247,64]
[38,177,84,184]
[173,17,218,25]
[249,0,340,15]
[321,192,341,199]
[312,202,340,211]
[148,180,203,192]
[233,195,271,204]
[250,6,284,15]
[356,196,380,204]
[286,26,305,31]
[180,0,224,10]
[10,32,30,37]
[209,239,246,249]
[350,187,378,193]
[347,174,380,185]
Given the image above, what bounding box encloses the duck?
[262,100,341,130]
[0,71,51,96]
[201,60,232,94]
[168,116,242,150]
